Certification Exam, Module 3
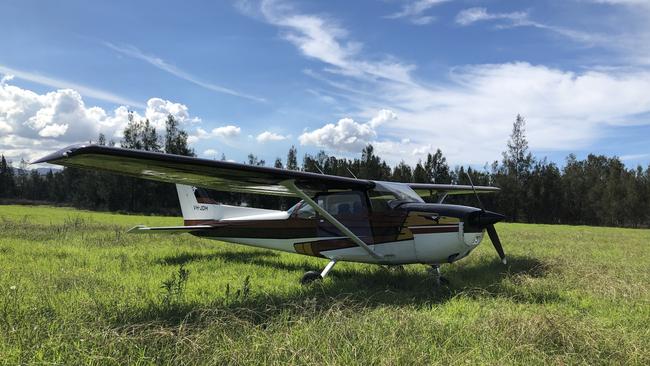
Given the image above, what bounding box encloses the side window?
[316,192,366,217]
[295,202,316,219]
[368,189,396,213]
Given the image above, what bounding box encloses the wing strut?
[281,180,383,261]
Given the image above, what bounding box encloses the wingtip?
[30,144,90,165]
[501,257,507,265]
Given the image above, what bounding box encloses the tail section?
[175,184,288,223]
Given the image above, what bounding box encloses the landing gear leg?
[428,264,449,286]
[301,260,337,285]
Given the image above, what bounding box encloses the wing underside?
[33,144,373,197]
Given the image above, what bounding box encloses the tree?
[391,161,413,182]
[286,146,299,170]
[0,155,16,198]
[501,114,534,221]
[359,144,390,180]
[424,149,450,183]
[121,111,161,152]
[247,154,265,166]
[274,157,283,169]
[164,114,194,156]
[413,161,427,183]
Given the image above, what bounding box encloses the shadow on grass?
[158,250,316,272]
[116,253,559,327]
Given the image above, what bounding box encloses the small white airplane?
[35,145,506,285]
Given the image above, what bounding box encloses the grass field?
[0,205,649,365]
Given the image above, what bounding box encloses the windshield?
[374,182,424,203]
[368,181,423,212]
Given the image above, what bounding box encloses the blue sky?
[1,0,650,169]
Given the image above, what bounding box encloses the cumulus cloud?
[189,125,241,144]
[0,77,200,163]
[256,131,288,142]
[208,125,241,138]
[0,74,14,84]
[299,109,397,152]
[203,149,219,156]
[368,109,397,128]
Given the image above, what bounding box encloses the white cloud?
[382,62,650,163]
[620,153,650,161]
[189,125,241,144]
[38,123,68,138]
[0,74,14,84]
[210,125,241,138]
[592,0,650,5]
[368,109,397,128]
[256,131,288,142]
[455,7,529,26]
[0,65,144,108]
[144,98,198,127]
[105,43,266,103]
[203,149,219,156]
[454,7,624,50]
[0,77,200,163]
[385,0,450,25]
[246,2,650,166]
[258,0,415,84]
[299,109,397,152]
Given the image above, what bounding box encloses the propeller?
[465,172,507,265]
[486,224,507,265]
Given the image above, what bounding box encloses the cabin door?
[315,191,373,245]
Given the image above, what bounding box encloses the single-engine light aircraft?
[35,145,507,285]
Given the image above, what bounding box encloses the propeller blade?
[486,224,507,265]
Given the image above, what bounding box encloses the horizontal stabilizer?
[127,225,212,234]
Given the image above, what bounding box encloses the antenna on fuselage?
[315,165,325,174]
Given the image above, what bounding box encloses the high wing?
[408,183,500,198]
[33,144,373,197]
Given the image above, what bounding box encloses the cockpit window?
[368,181,423,212]
[288,201,316,219]
[317,192,366,216]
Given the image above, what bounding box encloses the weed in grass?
[161,265,190,309]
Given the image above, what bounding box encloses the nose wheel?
[301,260,337,285]
[428,264,449,286]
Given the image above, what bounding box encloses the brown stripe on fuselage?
[191,218,318,239]
[409,225,459,234]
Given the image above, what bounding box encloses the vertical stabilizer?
[175,184,217,221]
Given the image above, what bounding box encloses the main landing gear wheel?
[300,271,322,285]
[301,260,338,285]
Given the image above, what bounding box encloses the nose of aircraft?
[474,210,505,227]
[466,209,507,265]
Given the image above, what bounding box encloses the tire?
[300,271,322,285]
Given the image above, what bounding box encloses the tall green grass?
[0,205,648,364]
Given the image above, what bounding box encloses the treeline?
[1,114,649,227]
